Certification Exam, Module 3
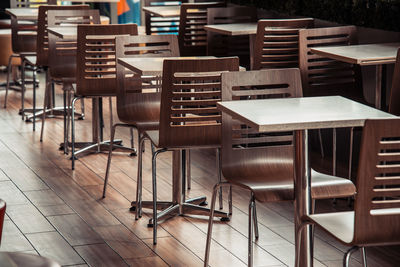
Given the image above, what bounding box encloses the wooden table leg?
[294,130,312,267]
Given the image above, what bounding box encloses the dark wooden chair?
[103,35,180,222]
[388,48,400,116]
[144,57,239,244]
[10,0,56,8]
[143,0,188,35]
[203,69,356,267]
[206,6,257,68]
[44,9,100,154]
[178,2,225,56]
[299,25,365,177]
[0,199,5,245]
[297,118,400,267]
[252,18,314,70]
[70,24,138,169]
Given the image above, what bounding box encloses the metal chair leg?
[21,60,26,120]
[71,96,81,170]
[65,86,73,154]
[204,182,225,267]
[40,74,50,142]
[135,134,146,220]
[295,221,311,267]
[344,246,359,267]
[248,194,255,267]
[187,149,191,190]
[4,54,15,108]
[318,129,324,158]
[228,185,232,215]
[217,148,223,210]
[360,247,367,267]
[252,197,259,240]
[102,124,117,198]
[32,67,36,131]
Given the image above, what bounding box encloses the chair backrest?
[36,5,89,67]
[178,2,225,56]
[10,0,56,8]
[76,24,138,96]
[115,34,179,124]
[220,69,301,194]
[298,26,362,97]
[207,6,257,67]
[353,118,400,246]
[388,49,400,116]
[143,0,188,35]
[158,57,239,148]
[47,9,100,80]
[252,18,314,70]
[10,11,37,54]
[0,199,5,246]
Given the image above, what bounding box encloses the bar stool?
[102,34,180,221]
[71,24,138,169]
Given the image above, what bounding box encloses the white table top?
[217,96,395,132]
[6,8,37,20]
[47,26,77,39]
[142,6,181,18]
[310,43,400,66]
[204,22,257,36]
[64,0,119,2]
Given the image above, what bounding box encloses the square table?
[217,95,395,267]
[6,8,38,20]
[311,42,400,109]
[142,6,181,18]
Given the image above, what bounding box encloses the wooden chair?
[252,18,314,70]
[206,6,257,68]
[71,24,138,169]
[203,69,357,267]
[44,9,100,155]
[178,2,225,56]
[297,118,400,267]
[144,57,239,244]
[388,48,400,116]
[0,199,5,245]
[299,25,364,177]
[143,0,188,35]
[10,0,56,8]
[103,35,180,221]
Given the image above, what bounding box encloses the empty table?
[142,6,181,18]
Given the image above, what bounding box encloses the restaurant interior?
[0,0,400,266]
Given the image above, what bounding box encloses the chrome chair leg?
[135,134,146,220]
[102,124,117,198]
[228,185,232,215]
[4,54,14,108]
[248,194,255,267]
[295,220,311,267]
[40,75,50,142]
[130,127,134,148]
[344,246,358,267]
[252,196,259,240]
[21,60,26,120]
[32,67,37,131]
[187,149,191,190]
[360,247,367,267]
[71,96,81,170]
[65,87,73,154]
[217,148,223,210]
[318,129,324,158]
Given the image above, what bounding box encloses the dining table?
[142,5,181,18]
[217,95,395,267]
[311,42,400,110]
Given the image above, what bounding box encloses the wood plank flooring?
[0,70,399,266]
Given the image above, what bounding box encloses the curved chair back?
[207,6,257,67]
[220,69,302,200]
[252,18,313,70]
[0,199,5,246]
[76,24,138,97]
[144,0,188,35]
[353,118,400,245]
[298,26,362,97]
[36,5,89,67]
[115,34,179,124]
[159,57,239,148]
[10,0,56,8]
[10,13,37,54]
[178,2,225,56]
[388,49,400,116]
[47,9,100,80]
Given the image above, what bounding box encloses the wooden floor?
[0,70,399,267]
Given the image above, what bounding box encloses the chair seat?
[308,211,354,244]
[21,54,36,66]
[0,19,11,29]
[135,121,159,132]
[311,170,356,199]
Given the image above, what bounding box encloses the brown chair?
[297,118,400,267]
[10,0,56,8]
[144,57,239,244]
[71,24,138,169]
[203,69,357,267]
[388,48,400,116]
[143,0,188,35]
[0,199,5,245]
[44,9,100,154]
[102,35,180,219]
[178,2,225,56]
[206,6,257,68]
[252,18,314,70]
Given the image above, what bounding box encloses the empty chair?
[206,6,257,68]
[252,18,314,70]
[178,2,225,56]
[144,0,188,35]
[204,69,356,267]
[297,118,400,267]
[71,24,138,169]
[103,35,180,221]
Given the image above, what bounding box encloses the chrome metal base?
[23,107,84,122]
[71,139,135,159]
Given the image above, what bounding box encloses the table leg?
[375,65,382,109]
[294,130,312,267]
